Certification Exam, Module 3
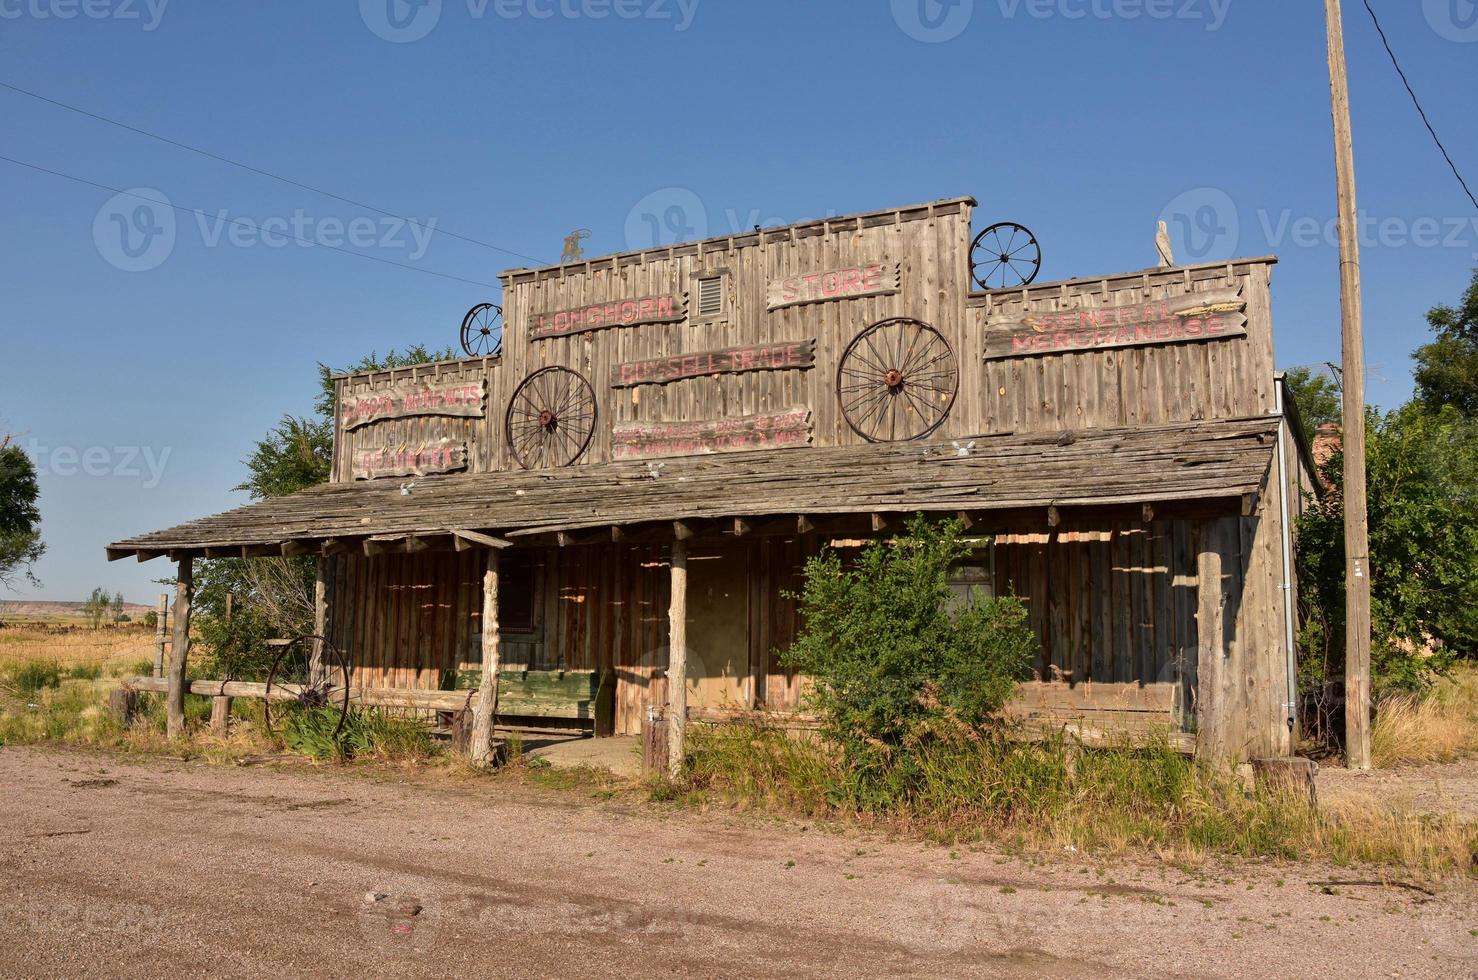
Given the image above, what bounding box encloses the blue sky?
[2,0,1476,602]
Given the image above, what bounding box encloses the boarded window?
[499,552,537,632]
[697,275,723,316]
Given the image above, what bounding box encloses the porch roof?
[106,416,1278,561]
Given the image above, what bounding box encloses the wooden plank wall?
[331,357,501,484]
[993,523,1198,726]
[327,537,817,734]
[498,203,974,467]
[970,263,1276,433]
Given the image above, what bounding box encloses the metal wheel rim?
[505,366,597,469]
[836,317,959,442]
[263,634,351,740]
[971,222,1041,290]
[460,303,503,358]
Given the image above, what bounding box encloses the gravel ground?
[0,743,1473,979]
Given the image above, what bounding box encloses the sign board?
[766,261,900,311]
[612,408,812,461]
[610,339,817,388]
[530,293,687,340]
[341,378,486,430]
[352,442,468,481]
[981,287,1247,361]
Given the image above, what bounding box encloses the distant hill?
[0,599,156,620]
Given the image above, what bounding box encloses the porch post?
[1195,517,1237,762]
[166,557,193,739]
[310,555,329,684]
[666,538,688,778]
[471,549,501,766]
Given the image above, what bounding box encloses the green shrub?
[3,659,62,698]
[778,515,1037,809]
[282,706,434,762]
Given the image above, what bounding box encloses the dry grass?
[0,623,157,675]
[1372,664,1478,769]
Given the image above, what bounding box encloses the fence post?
[152,593,168,679]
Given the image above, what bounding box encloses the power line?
[1360,0,1478,210]
[0,79,551,265]
[0,153,505,289]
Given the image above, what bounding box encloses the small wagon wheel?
[263,634,351,741]
[837,318,959,442]
[505,366,597,469]
[460,303,503,358]
[971,222,1041,290]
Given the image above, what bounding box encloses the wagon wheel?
[460,303,503,358]
[263,634,351,741]
[971,222,1041,290]
[505,366,597,469]
[837,318,958,442]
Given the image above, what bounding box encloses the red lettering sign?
[352,442,469,480]
[529,293,687,340]
[612,409,812,461]
[610,339,817,388]
[341,379,486,430]
[767,261,900,310]
[982,288,1248,361]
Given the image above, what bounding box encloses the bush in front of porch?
[778,514,1037,811]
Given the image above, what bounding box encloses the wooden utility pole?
[666,539,688,779]
[1325,0,1372,769]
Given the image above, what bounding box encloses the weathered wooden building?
[108,195,1315,764]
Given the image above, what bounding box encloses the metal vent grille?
[697,276,723,316]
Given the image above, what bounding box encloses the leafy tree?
[0,437,44,589]
[236,416,333,500]
[780,516,1037,808]
[82,586,111,631]
[111,591,124,623]
[1413,267,1478,417]
[1296,403,1478,696]
[1282,365,1342,446]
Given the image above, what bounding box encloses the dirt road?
[1,744,1472,979]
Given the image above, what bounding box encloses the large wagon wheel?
[837,318,958,442]
[971,222,1041,290]
[505,366,597,469]
[263,634,351,741]
[460,303,503,358]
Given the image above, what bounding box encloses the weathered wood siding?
[968,261,1276,434]
[326,538,812,735]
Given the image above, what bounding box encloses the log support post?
[166,558,193,739]
[152,593,168,679]
[666,538,689,779]
[1195,517,1238,763]
[310,556,329,685]
[470,549,501,767]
